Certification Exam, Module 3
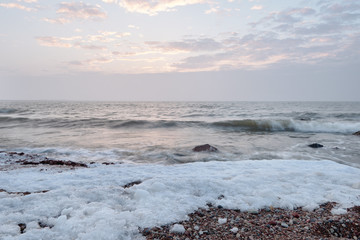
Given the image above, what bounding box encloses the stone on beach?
[192,144,218,152]
[170,224,185,234]
[308,143,324,148]
[218,218,227,224]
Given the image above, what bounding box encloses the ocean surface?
[0,101,359,166]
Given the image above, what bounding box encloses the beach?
[0,150,360,239]
[1,101,360,239]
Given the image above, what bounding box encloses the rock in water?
[353,131,360,136]
[192,144,218,152]
[308,143,324,148]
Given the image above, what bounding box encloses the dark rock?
[123,180,142,188]
[308,143,324,148]
[38,221,54,229]
[218,194,225,200]
[206,202,213,208]
[192,144,218,152]
[353,131,360,136]
[18,223,26,234]
[102,162,115,165]
[142,228,151,236]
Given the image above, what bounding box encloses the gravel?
[141,202,360,239]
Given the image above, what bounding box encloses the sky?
[0,0,359,101]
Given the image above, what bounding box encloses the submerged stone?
[308,143,324,148]
[192,144,218,152]
[353,131,360,136]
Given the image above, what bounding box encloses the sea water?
[0,101,359,166]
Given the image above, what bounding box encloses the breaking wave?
[1,115,359,134]
[212,119,360,134]
[0,116,194,129]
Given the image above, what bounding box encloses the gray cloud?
[146,38,223,52]
[171,0,360,72]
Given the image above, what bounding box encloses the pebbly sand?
[142,202,360,240]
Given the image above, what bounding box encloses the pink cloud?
[0,3,35,12]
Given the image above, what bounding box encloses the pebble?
[249,209,259,214]
[170,224,185,234]
[218,218,227,224]
[268,221,277,226]
[230,227,238,233]
[194,225,200,231]
[281,222,289,228]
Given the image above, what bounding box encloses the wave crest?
[212,119,360,133]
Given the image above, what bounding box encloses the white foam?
[289,120,360,133]
[0,160,360,239]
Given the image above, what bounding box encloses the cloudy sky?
[0,0,359,101]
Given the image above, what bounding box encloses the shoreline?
[1,151,360,239]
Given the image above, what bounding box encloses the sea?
[0,101,359,167]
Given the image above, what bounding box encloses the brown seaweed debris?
[122,180,142,188]
[21,159,87,167]
[0,189,49,196]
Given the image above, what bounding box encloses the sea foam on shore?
[0,156,360,239]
